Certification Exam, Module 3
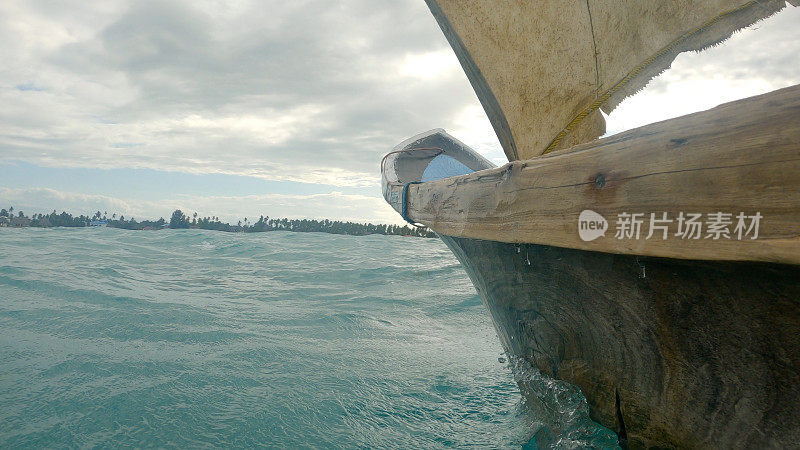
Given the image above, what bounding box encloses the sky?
[1,1,799,225]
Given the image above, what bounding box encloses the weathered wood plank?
[407,84,800,264]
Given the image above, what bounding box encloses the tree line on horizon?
[0,207,437,238]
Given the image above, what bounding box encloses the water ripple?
[0,228,616,448]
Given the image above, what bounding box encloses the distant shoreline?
[0,208,436,238]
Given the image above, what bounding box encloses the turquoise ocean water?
[0,228,617,448]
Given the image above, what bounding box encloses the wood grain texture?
[408,84,800,265]
[441,236,800,448]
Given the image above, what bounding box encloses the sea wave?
[0,228,616,448]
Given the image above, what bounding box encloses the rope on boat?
[401,181,426,227]
[541,0,765,155]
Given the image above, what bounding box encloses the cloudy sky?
[1,1,799,224]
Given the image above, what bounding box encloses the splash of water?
[508,356,620,449]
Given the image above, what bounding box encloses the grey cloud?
[2,1,799,189]
[635,6,800,95]
[2,0,485,185]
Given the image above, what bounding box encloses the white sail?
[426,0,793,160]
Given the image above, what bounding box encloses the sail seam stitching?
[586,0,600,98]
[541,0,764,155]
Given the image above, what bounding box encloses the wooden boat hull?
[382,90,800,448]
[439,235,800,448]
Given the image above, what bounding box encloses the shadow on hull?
[439,235,800,449]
